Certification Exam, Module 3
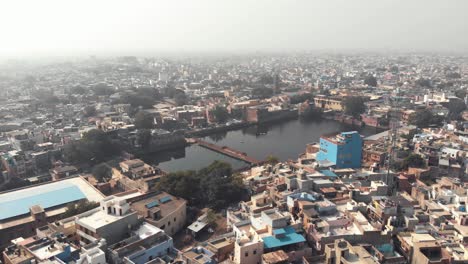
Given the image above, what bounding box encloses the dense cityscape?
[0,52,467,264]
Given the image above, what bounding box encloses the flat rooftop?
[0,177,104,221]
[263,227,305,249]
[76,208,133,230]
[130,192,186,220]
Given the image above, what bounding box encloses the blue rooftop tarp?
[320,170,337,177]
[273,229,286,235]
[263,227,306,249]
[0,185,86,220]
[160,196,172,203]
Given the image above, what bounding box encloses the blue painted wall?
[317,131,362,168]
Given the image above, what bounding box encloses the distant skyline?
[1,0,468,58]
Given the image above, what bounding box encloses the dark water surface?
[146,119,382,172]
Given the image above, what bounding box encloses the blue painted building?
[263,226,306,250]
[317,131,362,168]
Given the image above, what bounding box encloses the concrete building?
[3,236,79,264]
[129,192,187,236]
[108,222,176,264]
[180,246,216,264]
[313,96,343,111]
[113,159,164,192]
[325,239,378,264]
[233,234,263,264]
[0,177,104,250]
[317,131,363,168]
[76,240,107,264]
[75,196,140,246]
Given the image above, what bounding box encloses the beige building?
[129,191,187,236]
[234,235,264,264]
[314,96,343,111]
[325,239,378,264]
[113,159,164,192]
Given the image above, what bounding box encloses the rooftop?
[262,226,305,249]
[0,177,104,221]
[130,192,186,221]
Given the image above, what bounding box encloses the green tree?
[157,161,246,209]
[266,155,279,164]
[290,93,314,104]
[210,106,229,123]
[83,105,96,117]
[415,78,432,88]
[92,83,114,96]
[259,74,274,84]
[92,163,111,182]
[252,87,273,99]
[136,87,162,100]
[445,99,466,120]
[62,201,99,218]
[343,96,366,118]
[63,129,123,164]
[63,141,94,163]
[364,75,378,87]
[206,209,218,228]
[134,111,154,129]
[0,176,30,192]
[118,92,156,109]
[301,107,323,120]
[174,93,188,106]
[157,170,200,203]
[409,109,443,128]
[455,89,466,99]
[402,154,425,169]
[136,129,152,149]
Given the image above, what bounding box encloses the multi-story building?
[3,235,80,264]
[113,159,164,192]
[313,96,343,111]
[108,222,176,264]
[317,131,363,168]
[75,196,140,246]
[129,192,187,236]
[181,246,216,264]
[0,177,104,250]
[1,150,32,178]
[233,235,264,264]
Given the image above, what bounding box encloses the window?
[174,217,177,222]
[253,250,257,255]
[161,225,165,229]
[168,221,171,226]
[245,252,248,257]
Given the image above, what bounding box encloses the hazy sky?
[1,0,468,57]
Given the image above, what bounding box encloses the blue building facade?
[317,131,362,168]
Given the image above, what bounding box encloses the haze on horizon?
[1,0,468,58]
